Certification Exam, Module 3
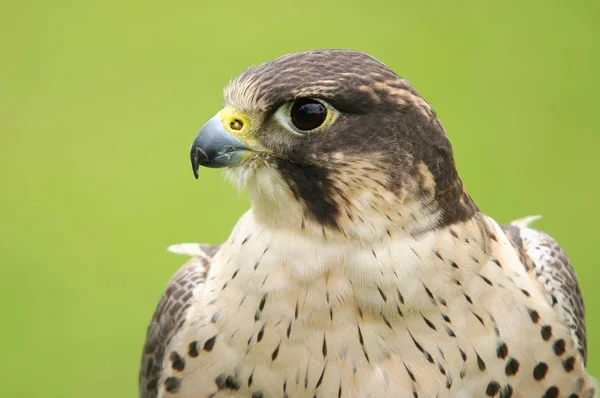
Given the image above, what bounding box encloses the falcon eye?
[290,99,327,131]
[274,98,336,135]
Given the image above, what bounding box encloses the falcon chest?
[169,213,568,397]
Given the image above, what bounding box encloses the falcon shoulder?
[139,243,220,398]
[501,216,587,365]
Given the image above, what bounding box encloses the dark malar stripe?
[274,159,340,229]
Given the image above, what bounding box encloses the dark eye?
[290,99,327,131]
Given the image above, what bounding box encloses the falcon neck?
[244,169,455,242]
[223,210,494,316]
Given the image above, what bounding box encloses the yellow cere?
[219,107,260,146]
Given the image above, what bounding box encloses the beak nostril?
[230,119,243,131]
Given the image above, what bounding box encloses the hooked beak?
[190,115,252,178]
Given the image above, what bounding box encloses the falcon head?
[191,50,477,240]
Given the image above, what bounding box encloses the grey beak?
[190,115,251,178]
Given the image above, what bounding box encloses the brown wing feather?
[139,244,220,398]
[502,220,587,365]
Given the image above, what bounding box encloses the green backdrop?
[2,1,598,396]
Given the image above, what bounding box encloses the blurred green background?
[1,0,598,396]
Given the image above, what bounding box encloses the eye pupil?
[290,99,327,131]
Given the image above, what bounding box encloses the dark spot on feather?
[472,311,485,326]
[423,315,436,330]
[541,325,552,341]
[169,351,185,371]
[164,377,181,393]
[533,362,548,380]
[357,325,364,346]
[404,363,417,382]
[563,356,575,372]
[477,352,486,371]
[259,293,267,311]
[203,335,217,352]
[542,387,559,398]
[500,384,513,398]
[410,333,434,364]
[486,381,500,396]
[215,374,241,391]
[480,274,493,286]
[528,309,540,323]
[257,325,265,342]
[397,290,405,304]
[271,343,280,361]
[424,285,435,303]
[496,342,508,359]
[378,286,387,302]
[553,339,566,356]
[505,358,519,376]
[382,314,393,329]
[188,341,199,357]
[315,365,326,388]
[397,305,404,317]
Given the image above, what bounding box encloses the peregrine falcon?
[139,50,597,397]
